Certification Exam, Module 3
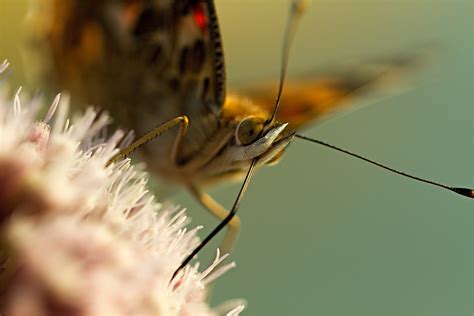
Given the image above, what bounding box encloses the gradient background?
[1,1,474,315]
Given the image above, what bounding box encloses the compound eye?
[235,116,264,145]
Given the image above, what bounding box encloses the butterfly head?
[216,0,310,168]
[231,117,294,165]
[215,96,294,171]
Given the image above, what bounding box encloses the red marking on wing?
[192,4,207,32]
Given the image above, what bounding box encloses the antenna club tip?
[451,187,474,199]
[292,0,311,15]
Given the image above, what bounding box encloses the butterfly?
[37,0,474,277]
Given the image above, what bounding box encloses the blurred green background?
[1,0,474,315]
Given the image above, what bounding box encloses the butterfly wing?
[42,0,225,115]
[41,0,226,158]
[239,54,426,131]
[128,0,226,115]
[122,0,227,159]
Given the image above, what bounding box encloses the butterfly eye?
[235,117,265,145]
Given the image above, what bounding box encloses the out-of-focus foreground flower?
[0,60,244,316]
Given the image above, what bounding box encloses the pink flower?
[0,61,244,316]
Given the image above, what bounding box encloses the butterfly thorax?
[141,94,291,187]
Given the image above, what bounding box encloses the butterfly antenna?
[295,133,474,199]
[268,0,310,125]
[172,159,258,281]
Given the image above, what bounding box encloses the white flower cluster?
[0,60,244,316]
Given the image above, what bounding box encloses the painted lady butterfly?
[37,0,473,277]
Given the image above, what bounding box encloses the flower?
[0,60,244,316]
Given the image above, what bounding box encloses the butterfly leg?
[188,185,241,257]
[187,187,240,301]
[176,161,256,300]
[106,116,189,166]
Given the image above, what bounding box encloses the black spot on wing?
[178,0,202,15]
[177,41,205,75]
[190,40,206,73]
[334,74,376,94]
[168,77,180,92]
[202,76,210,99]
[179,46,190,74]
[133,7,165,37]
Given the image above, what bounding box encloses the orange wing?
[238,54,428,131]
